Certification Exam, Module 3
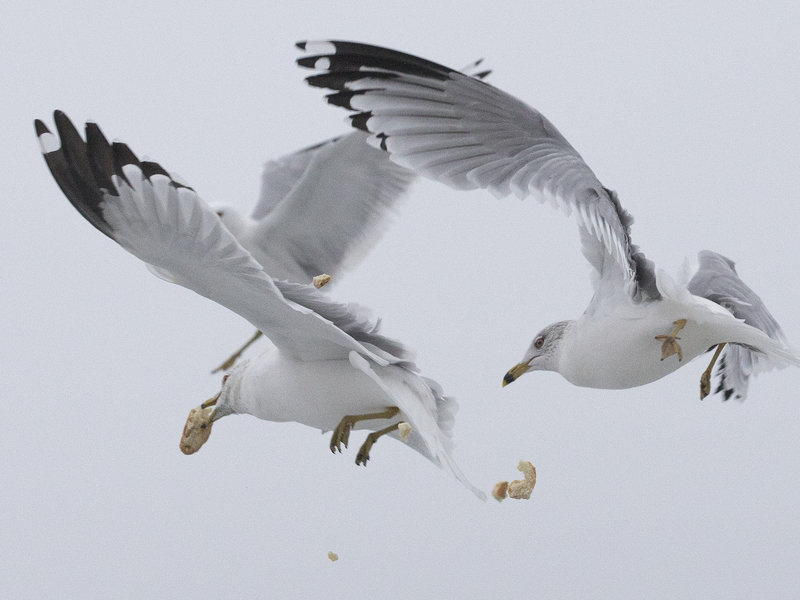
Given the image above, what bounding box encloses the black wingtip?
[349,111,373,132]
[140,161,194,190]
[84,122,109,145]
[296,40,307,50]
[112,142,141,168]
[53,110,82,140]
[34,119,50,137]
[53,109,73,130]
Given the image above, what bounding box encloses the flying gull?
[211,59,489,371]
[35,111,484,499]
[296,40,799,400]
[209,131,415,371]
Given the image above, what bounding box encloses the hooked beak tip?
[502,372,515,388]
[503,361,531,388]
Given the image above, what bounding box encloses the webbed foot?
[655,319,688,362]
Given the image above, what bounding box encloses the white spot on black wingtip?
[298,40,336,55]
[34,120,59,154]
[314,57,331,70]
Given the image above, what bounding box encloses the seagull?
[35,111,485,499]
[215,130,412,285]
[296,40,799,400]
[209,130,415,372]
[208,58,489,372]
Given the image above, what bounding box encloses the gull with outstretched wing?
[36,111,484,499]
[297,40,799,401]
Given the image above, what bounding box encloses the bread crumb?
[507,460,536,499]
[492,480,509,502]
[179,405,215,455]
[398,422,412,442]
[493,460,536,501]
[327,551,339,562]
[313,274,331,289]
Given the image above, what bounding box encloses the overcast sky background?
[3,2,800,598]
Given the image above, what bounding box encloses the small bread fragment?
[493,460,536,501]
[327,551,339,562]
[508,460,536,499]
[179,405,215,455]
[313,273,331,289]
[492,480,509,502]
[398,422,412,442]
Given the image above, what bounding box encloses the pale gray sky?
[3,2,800,598]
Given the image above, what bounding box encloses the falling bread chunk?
[492,481,509,501]
[179,405,215,454]
[328,551,339,562]
[313,273,331,288]
[398,422,412,442]
[493,460,537,501]
[508,460,536,499]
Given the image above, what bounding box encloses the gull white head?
[503,320,573,387]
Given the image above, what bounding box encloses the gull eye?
[534,336,545,349]
[216,210,224,218]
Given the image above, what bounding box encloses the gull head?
[502,320,572,387]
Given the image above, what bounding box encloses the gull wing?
[348,352,486,499]
[687,250,786,400]
[297,40,659,302]
[252,131,415,280]
[35,111,406,365]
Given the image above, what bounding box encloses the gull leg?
[211,330,262,373]
[356,422,401,466]
[329,406,400,454]
[700,342,726,400]
[201,391,220,409]
[654,319,688,362]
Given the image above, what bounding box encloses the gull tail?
[687,250,796,400]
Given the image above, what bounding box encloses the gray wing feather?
[253,130,415,281]
[688,250,785,400]
[298,40,659,302]
[252,137,338,220]
[35,111,410,365]
[273,279,414,366]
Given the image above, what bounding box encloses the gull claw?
[329,417,353,453]
[355,435,375,466]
